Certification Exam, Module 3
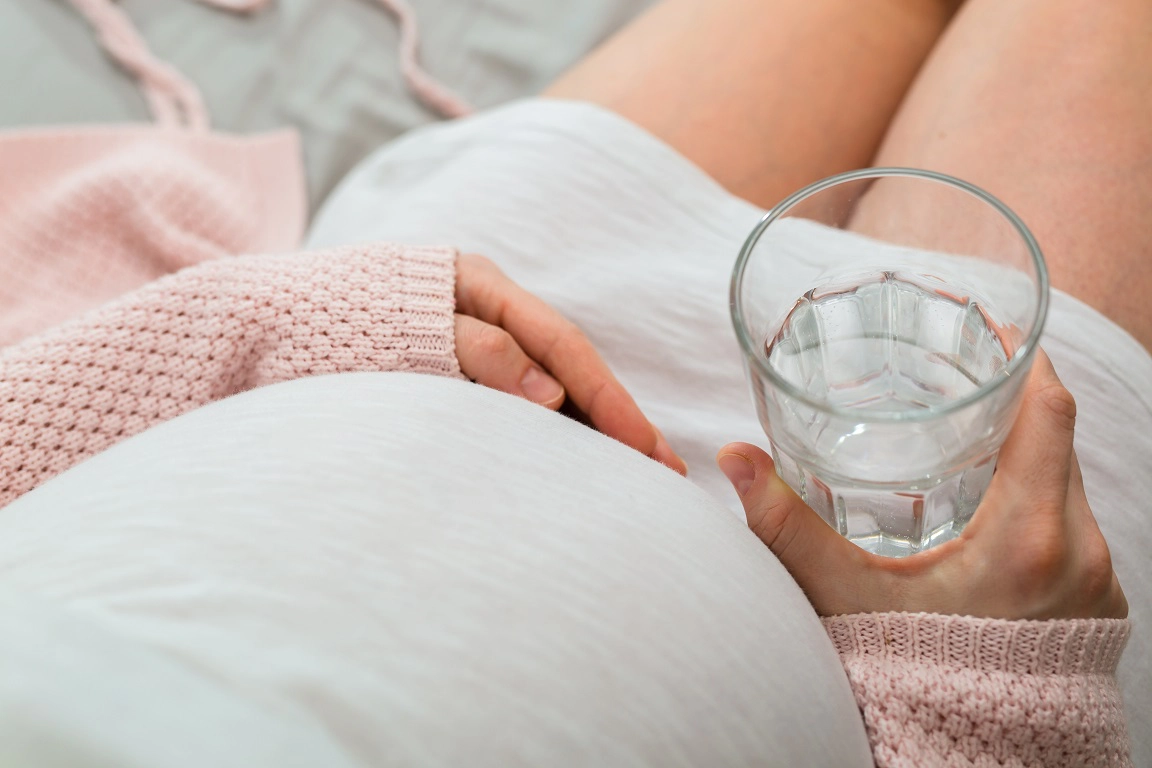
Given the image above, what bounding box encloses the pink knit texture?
[0,127,305,348]
[823,612,1132,767]
[0,243,462,508]
[0,0,469,506]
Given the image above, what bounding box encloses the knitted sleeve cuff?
[375,243,462,378]
[822,612,1132,767]
[822,612,1130,676]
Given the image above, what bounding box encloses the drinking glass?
[730,168,1049,557]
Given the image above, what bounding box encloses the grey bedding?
[0,0,653,209]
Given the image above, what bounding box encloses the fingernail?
[520,366,564,406]
[718,453,755,496]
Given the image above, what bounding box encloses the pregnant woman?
[1,0,1148,765]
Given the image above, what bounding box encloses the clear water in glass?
[764,270,1009,556]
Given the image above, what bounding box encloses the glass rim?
[730,167,1050,423]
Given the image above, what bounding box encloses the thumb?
[717,443,862,608]
[985,348,1076,514]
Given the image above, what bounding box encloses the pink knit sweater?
[824,612,1132,767]
[0,243,461,507]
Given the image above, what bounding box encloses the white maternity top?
[308,99,1152,757]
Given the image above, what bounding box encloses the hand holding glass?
[731,169,1048,557]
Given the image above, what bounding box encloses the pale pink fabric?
[0,0,307,346]
[0,0,469,498]
[823,612,1133,767]
[2,0,470,351]
[0,242,461,508]
[370,0,474,118]
[0,127,304,347]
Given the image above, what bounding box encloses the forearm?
[0,243,461,508]
[825,612,1133,767]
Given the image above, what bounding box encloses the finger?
[457,254,678,467]
[988,348,1076,513]
[454,315,565,408]
[717,442,868,614]
[557,400,686,476]
[653,426,688,476]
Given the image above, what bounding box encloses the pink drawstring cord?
[68,0,472,127]
[66,0,212,130]
[195,0,272,9]
[200,0,475,120]
[369,0,474,119]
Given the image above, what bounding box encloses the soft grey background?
[0,0,654,208]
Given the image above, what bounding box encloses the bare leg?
[547,0,963,209]
[872,0,1152,350]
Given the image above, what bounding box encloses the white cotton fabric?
[307,99,1152,761]
[0,373,873,767]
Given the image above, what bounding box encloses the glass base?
[847,521,962,558]
[770,446,997,557]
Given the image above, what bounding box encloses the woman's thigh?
[0,373,872,767]
[873,0,1152,350]
[546,0,962,209]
